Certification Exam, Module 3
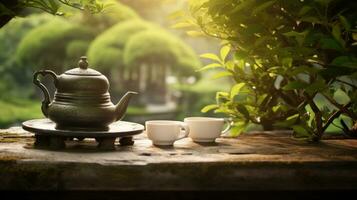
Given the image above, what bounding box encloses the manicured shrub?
[173,40,202,77]
[124,30,200,73]
[123,30,178,67]
[89,47,123,75]
[66,40,91,62]
[87,19,155,73]
[0,14,52,64]
[16,18,94,72]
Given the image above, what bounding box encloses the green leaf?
[282,57,292,67]
[333,89,350,105]
[234,51,249,60]
[332,24,344,47]
[200,53,221,62]
[339,15,351,31]
[230,122,247,137]
[225,60,235,71]
[48,0,60,13]
[331,56,357,68]
[252,0,276,16]
[305,78,326,94]
[268,66,285,74]
[186,30,204,37]
[299,6,312,16]
[353,33,357,41]
[201,104,219,113]
[319,66,355,79]
[274,114,299,128]
[214,107,235,115]
[220,45,230,61]
[0,3,16,16]
[230,83,245,99]
[282,81,308,90]
[283,31,308,46]
[320,38,343,51]
[216,92,229,102]
[196,63,222,72]
[229,0,255,14]
[300,16,323,25]
[212,71,233,79]
[292,125,311,138]
[254,36,268,47]
[236,104,250,120]
[289,66,320,76]
[168,10,184,19]
[171,22,194,29]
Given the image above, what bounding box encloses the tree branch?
[322,93,356,119]
[322,102,352,132]
[305,92,323,140]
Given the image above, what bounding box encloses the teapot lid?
[65,56,102,76]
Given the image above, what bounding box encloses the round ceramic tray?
[22,118,144,150]
[22,118,144,137]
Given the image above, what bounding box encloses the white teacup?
[145,120,190,146]
[184,117,231,142]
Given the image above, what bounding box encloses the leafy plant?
[87,19,154,76]
[0,0,106,28]
[174,0,357,141]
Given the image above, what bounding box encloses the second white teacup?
[145,120,189,146]
[184,117,231,142]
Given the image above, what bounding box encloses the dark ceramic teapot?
[33,56,137,131]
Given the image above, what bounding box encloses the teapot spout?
[114,91,138,121]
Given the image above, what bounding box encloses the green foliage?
[87,19,154,72]
[89,47,123,75]
[124,30,179,66]
[16,18,94,72]
[0,0,106,28]
[80,0,139,32]
[66,40,91,62]
[177,0,357,140]
[88,18,200,76]
[124,29,201,74]
[173,40,202,77]
[0,98,42,128]
[0,14,52,90]
[100,0,138,21]
[0,14,51,63]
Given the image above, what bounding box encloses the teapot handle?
[33,70,58,117]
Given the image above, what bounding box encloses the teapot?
[33,56,137,131]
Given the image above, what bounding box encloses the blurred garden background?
[0,0,230,128]
[1,0,356,140]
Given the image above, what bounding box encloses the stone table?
[1,127,357,196]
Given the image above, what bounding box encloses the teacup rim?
[145,120,183,126]
[183,117,224,122]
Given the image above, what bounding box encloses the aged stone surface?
[1,127,357,191]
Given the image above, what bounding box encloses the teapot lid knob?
[78,56,88,69]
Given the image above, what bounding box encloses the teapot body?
[33,57,136,131]
[48,95,116,131]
